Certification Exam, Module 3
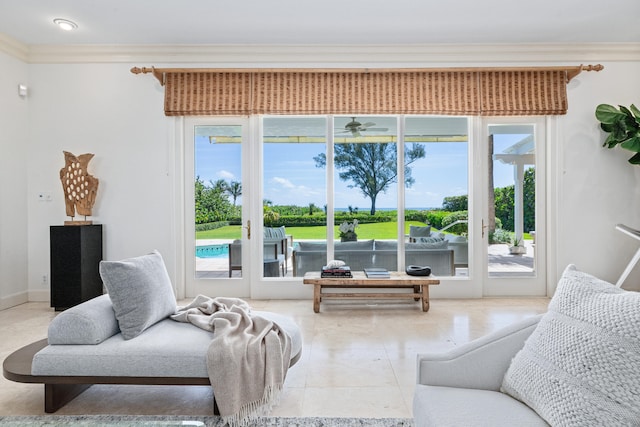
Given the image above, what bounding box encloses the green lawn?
[196,221,427,240]
[195,222,531,241]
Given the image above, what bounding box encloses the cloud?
[217,170,235,180]
[272,177,296,189]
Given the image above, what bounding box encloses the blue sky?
[195,130,523,211]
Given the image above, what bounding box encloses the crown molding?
[0,33,29,62]
[2,41,639,65]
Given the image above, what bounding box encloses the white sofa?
[414,264,640,427]
[413,314,547,427]
[3,294,303,413]
[4,251,303,414]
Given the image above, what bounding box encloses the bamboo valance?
[131,65,602,117]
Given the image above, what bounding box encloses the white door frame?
[181,116,252,298]
[173,115,557,300]
[480,116,548,297]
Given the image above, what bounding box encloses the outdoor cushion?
[407,241,448,250]
[414,237,448,249]
[501,264,640,425]
[264,226,286,239]
[410,225,431,238]
[374,240,398,250]
[446,235,467,243]
[335,239,374,250]
[48,294,119,345]
[297,241,327,251]
[99,250,177,340]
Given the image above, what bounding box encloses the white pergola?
[493,134,534,243]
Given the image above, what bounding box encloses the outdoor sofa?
[292,239,455,276]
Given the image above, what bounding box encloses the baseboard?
[0,291,29,310]
[27,289,50,303]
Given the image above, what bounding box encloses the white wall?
[26,63,177,300]
[1,46,639,306]
[559,61,640,291]
[0,51,29,308]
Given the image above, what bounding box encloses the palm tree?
[227,181,242,207]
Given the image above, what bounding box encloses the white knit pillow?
[501,265,640,426]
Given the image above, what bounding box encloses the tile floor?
[0,297,549,418]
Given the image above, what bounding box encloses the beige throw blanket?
[170,295,291,427]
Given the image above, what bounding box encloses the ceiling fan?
[337,117,388,137]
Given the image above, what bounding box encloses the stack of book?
[321,265,352,278]
[364,268,391,278]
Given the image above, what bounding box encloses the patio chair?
[228,241,282,277]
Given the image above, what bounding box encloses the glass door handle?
[482,219,488,238]
[245,220,251,239]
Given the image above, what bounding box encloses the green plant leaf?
[604,133,621,148]
[630,104,640,120]
[600,122,613,131]
[619,105,634,118]
[595,104,626,124]
[621,135,640,152]
[611,120,628,140]
[629,152,640,165]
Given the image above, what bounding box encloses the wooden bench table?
[303,271,439,313]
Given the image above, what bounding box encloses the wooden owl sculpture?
[60,151,99,219]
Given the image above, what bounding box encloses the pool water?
[195,244,229,258]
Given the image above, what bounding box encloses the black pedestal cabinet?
[50,224,103,311]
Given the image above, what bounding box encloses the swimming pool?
[195,244,229,258]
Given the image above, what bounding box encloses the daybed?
[292,239,455,276]
[3,251,303,414]
[413,265,640,427]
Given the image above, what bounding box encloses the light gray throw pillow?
[414,236,448,248]
[501,264,640,426]
[410,225,431,238]
[99,250,177,340]
[48,294,120,344]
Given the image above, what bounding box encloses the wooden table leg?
[421,285,430,312]
[313,284,321,313]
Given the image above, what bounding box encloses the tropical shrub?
[441,211,468,235]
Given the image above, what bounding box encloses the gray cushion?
[335,239,374,250]
[501,264,640,426]
[271,226,286,239]
[414,385,547,427]
[297,241,327,251]
[99,250,177,340]
[264,226,286,239]
[410,225,431,238]
[48,294,120,345]
[32,311,303,378]
[414,237,448,249]
[406,241,447,250]
[374,240,398,250]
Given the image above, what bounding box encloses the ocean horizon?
[334,207,438,212]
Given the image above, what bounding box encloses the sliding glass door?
[182,115,548,298]
[185,117,251,297]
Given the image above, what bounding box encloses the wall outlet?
[42,274,48,285]
[37,192,52,201]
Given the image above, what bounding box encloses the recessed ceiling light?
[53,18,78,31]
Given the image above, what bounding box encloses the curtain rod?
[130,64,603,86]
